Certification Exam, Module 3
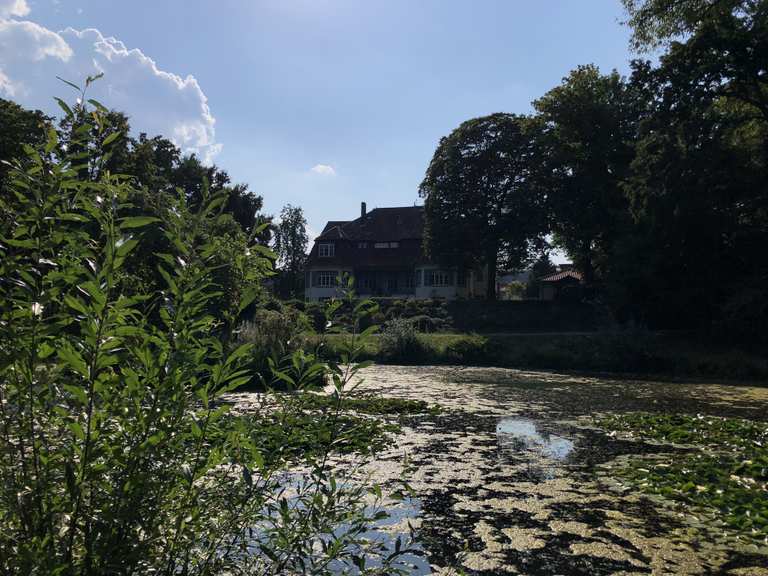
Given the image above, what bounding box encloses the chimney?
[361,202,367,218]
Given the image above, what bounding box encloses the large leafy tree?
[419,113,547,299]
[622,60,768,333]
[273,204,309,298]
[532,65,642,284]
[623,0,768,119]
[617,0,768,338]
[1,95,272,323]
[0,98,52,190]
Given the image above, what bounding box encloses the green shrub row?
[309,331,768,381]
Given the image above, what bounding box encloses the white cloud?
[0,19,72,61]
[0,0,30,18]
[310,164,336,176]
[0,21,221,162]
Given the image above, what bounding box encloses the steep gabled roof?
[540,270,583,283]
[316,206,424,242]
[319,220,351,240]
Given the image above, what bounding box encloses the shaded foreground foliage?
[0,86,414,575]
[596,413,768,543]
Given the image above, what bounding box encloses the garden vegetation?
[0,79,415,575]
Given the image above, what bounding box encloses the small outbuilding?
[538,270,583,301]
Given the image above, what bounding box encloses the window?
[424,270,453,287]
[389,241,399,248]
[357,242,368,249]
[374,242,389,249]
[315,271,338,288]
[405,272,415,289]
[319,243,335,258]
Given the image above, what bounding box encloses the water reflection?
[496,418,574,479]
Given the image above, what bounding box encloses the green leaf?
[58,345,89,378]
[64,294,89,315]
[102,131,122,147]
[44,127,58,154]
[120,216,160,229]
[56,76,81,92]
[68,421,85,441]
[64,384,88,405]
[85,73,104,87]
[54,97,74,117]
[87,99,108,113]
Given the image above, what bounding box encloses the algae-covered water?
[238,366,768,575]
[355,366,768,575]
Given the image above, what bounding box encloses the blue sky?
[1,0,635,242]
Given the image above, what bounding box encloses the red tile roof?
[539,270,583,282]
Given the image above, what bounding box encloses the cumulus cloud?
[0,20,221,162]
[310,164,336,176]
[0,0,29,18]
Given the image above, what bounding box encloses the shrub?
[379,318,431,363]
[236,306,313,387]
[0,89,412,575]
[445,335,491,364]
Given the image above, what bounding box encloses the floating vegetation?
[596,412,768,543]
[296,392,442,416]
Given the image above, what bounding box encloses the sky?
[1,0,636,246]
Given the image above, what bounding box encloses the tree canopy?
[533,65,642,283]
[273,204,309,298]
[419,113,547,299]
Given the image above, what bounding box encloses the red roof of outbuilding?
[540,270,583,282]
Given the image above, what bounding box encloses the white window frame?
[425,270,453,287]
[318,243,335,258]
[315,271,337,288]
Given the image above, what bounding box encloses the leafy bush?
[0,88,413,575]
[444,335,490,364]
[379,318,431,363]
[236,306,313,387]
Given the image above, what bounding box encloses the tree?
[525,254,557,298]
[621,55,768,333]
[0,98,52,190]
[419,113,547,300]
[273,204,309,298]
[622,0,768,120]
[615,0,768,338]
[533,65,642,284]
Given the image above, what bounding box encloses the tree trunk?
[486,249,497,300]
[581,240,595,285]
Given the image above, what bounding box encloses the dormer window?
[319,242,335,258]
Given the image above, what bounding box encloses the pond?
[239,365,768,575]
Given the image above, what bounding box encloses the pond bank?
[236,365,768,575]
[311,333,768,382]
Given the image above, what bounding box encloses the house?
[304,203,487,301]
[538,269,583,301]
